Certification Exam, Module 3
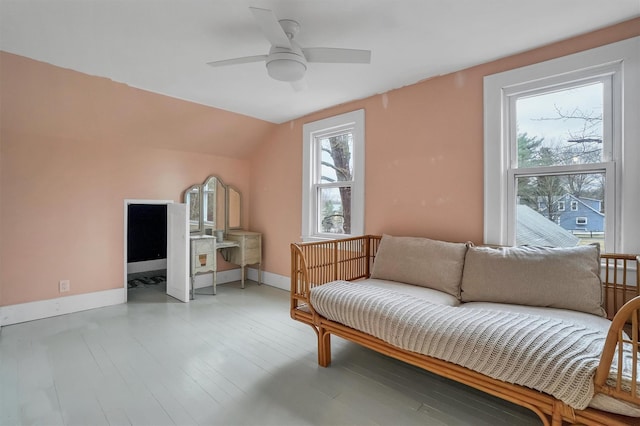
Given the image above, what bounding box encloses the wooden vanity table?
[184,175,262,296]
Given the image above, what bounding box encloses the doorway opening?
[127,203,168,300]
[123,199,174,302]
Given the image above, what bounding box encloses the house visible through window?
[512,78,611,249]
[484,37,640,253]
[302,110,365,241]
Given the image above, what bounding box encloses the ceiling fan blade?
[206,55,267,67]
[249,7,291,48]
[291,78,308,92]
[302,48,371,64]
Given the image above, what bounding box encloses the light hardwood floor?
[0,281,541,426]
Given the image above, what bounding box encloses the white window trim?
[484,36,640,253]
[302,109,365,241]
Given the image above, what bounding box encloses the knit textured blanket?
[310,280,608,409]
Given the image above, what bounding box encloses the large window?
[484,37,640,253]
[302,110,365,241]
[511,77,613,249]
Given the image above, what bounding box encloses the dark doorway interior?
[127,204,167,263]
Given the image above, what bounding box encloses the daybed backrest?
[291,235,638,319]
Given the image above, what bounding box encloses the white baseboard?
[0,269,291,327]
[247,268,290,291]
[0,288,126,326]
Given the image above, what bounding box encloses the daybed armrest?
[602,254,640,319]
[290,235,380,313]
[595,294,640,405]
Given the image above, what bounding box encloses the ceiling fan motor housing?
[266,45,307,82]
[278,19,301,39]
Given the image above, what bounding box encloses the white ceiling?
[1,0,638,124]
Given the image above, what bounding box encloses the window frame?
[484,36,640,253]
[302,109,365,241]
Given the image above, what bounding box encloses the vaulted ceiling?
[1,0,638,123]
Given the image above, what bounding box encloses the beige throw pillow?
[371,234,468,299]
[460,244,605,317]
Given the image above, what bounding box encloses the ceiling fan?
[207,7,371,90]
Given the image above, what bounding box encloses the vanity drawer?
[243,247,261,264]
[191,237,216,273]
[226,231,261,266]
[245,236,260,250]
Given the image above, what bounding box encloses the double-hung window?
[302,109,365,241]
[484,37,640,253]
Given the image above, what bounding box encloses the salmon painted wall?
[249,18,640,278]
[0,53,275,306]
[1,18,638,307]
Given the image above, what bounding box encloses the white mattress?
[340,279,640,417]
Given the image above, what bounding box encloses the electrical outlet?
[59,280,70,293]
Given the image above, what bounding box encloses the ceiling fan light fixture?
[266,48,307,82]
[267,59,307,81]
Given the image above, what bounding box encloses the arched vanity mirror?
[182,176,241,235]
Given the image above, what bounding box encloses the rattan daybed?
[290,235,640,426]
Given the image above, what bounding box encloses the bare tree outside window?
[318,133,353,234]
